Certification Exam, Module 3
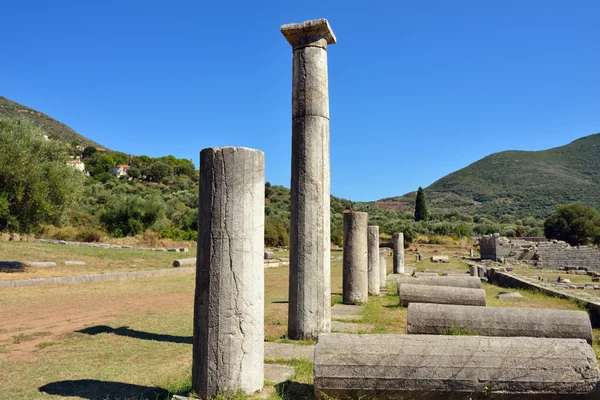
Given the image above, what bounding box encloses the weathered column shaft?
[397,275,482,289]
[282,19,336,340]
[469,265,477,276]
[407,303,593,343]
[314,333,600,399]
[367,226,380,296]
[393,232,404,273]
[343,212,368,304]
[379,251,387,288]
[193,147,265,398]
[398,283,486,307]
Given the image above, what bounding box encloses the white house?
[66,159,85,172]
[110,164,131,178]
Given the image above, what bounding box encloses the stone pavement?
[264,341,315,360]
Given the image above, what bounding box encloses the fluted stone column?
[282,19,336,340]
[343,212,368,305]
[393,232,405,273]
[367,226,380,295]
[379,250,387,288]
[193,147,265,398]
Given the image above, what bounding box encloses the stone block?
[398,283,486,307]
[407,303,593,343]
[173,258,195,268]
[398,275,482,289]
[314,333,600,399]
[27,262,56,268]
[430,255,449,263]
[497,291,523,299]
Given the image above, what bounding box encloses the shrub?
[0,118,85,232]
[74,227,103,242]
[265,219,289,247]
[159,226,197,241]
[544,204,600,246]
[100,194,166,236]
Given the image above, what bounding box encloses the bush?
[0,118,86,232]
[159,226,197,241]
[74,227,103,242]
[100,194,166,237]
[544,204,600,246]
[265,219,289,247]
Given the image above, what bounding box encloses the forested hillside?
[379,134,600,218]
[0,96,102,147]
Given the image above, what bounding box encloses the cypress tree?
[414,186,428,222]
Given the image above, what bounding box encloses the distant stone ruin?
[480,233,600,271]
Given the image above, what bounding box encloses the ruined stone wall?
[480,234,512,261]
[535,242,600,271]
[482,234,600,271]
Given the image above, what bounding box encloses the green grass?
[413,256,471,275]
[3,242,600,399]
[440,326,479,336]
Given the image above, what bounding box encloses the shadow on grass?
[275,380,314,400]
[76,325,192,344]
[0,261,27,273]
[39,379,172,399]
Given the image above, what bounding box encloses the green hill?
[378,133,600,218]
[0,96,102,147]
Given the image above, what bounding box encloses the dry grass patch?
[0,242,195,280]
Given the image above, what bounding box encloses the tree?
[148,162,171,182]
[81,146,97,159]
[100,194,166,237]
[544,204,600,246]
[126,166,141,179]
[85,152,115,178]
[414,186,428,222]
[0,118,85,232]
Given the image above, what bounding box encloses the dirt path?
[0,281,194,359]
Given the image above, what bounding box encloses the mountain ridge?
[0,96,102,148]
[377,133,600,218]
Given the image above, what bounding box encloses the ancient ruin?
[367,226,380,295]
[398,275,482,289]
[398,283,486,307]
[282,18,336,340]
[407,303,593,343]
[392,232,404,273]
[480,234,600,270]
[192,147,265,398]
[378,250,387,288]
[342,211,368,304]
[314,334,600,399]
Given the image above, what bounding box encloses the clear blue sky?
[2,1,599,201]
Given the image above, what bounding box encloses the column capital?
[281,18,336,49]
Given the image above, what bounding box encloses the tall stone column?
[193,147,265,398]
[343,212,369,305]
[393,232,405,274]
[281,19,336,340]
[379,250,387,288]
[367,226,380,296]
